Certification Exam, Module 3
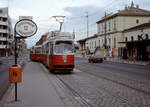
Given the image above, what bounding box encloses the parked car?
[88,48,104,63]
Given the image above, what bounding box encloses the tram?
[30,31,74,73]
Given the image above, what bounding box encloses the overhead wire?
[71,0,127,38]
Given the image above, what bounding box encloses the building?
[121,23,150,61]
[78,2,150,58]
[17,39,27,53]
[36,32,49,46]
[0,7,13,57]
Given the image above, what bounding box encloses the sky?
[0,0,150,48]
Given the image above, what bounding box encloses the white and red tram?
[30,31,74,72]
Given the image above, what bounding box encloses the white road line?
[73,69,83,72]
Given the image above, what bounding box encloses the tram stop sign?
[15,19,37,38]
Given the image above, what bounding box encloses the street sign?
[15,19,37,38]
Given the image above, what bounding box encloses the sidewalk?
[0,62,66,107]
[106,57,150,66]
[75,53,150,66]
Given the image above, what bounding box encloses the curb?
[105,59,150,67]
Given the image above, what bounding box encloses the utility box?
[9,65,22,83]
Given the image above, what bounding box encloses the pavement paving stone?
[1,62,66,107]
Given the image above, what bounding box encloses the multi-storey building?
[122,23,150,61]
[78,2,150,60]
[0,7,13,57]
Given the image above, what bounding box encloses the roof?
[124,22,150,32]
[77,34,98,43]
[97,3,150,24]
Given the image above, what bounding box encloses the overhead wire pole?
[6,0,10,57]
[86,12,89,38]
[104,12,107,47]
[104,12,107,59]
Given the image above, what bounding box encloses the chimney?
[136,5,139,9]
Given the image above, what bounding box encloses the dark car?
[88,49,104,63]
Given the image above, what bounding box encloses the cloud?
[63,5,104,40]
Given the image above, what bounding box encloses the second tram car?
[30,31,74,73]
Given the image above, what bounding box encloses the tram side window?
[46,43,49,54]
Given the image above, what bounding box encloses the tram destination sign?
[15,19,37,38]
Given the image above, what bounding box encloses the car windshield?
[55,41,73,54]
[94,50,104,57]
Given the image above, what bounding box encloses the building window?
[109,22,111,31]
[114,20,116,30]
[125,37,128,42]
[146,34,149,39]
[0,10,3,14]
[102,23,103,33]
[109,38,111,45]
[131,36,134,41]
[136,19,139,24]
[138,35,141,40]
[114,38,116,48]
[99,40,100,47]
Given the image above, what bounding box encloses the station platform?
[0,62,66,107]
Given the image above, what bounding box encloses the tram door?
[50,43,53,66]
[46,43,50,66]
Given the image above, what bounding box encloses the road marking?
[73,69,82,72]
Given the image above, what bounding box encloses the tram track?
[75,63,150,96]
[55,75,93,107]
[40,63,92,107]
[55,74,139,107]
[40,62,143,106]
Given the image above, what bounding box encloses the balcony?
[0,29,8,33]
[0,45,6,49]
[0,21,7,25]
[0,37,7,41]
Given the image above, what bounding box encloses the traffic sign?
[15,19,37,38]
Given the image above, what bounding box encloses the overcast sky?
[0,0,150,48]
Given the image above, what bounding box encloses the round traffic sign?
[15,19,37,38]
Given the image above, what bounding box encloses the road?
[47,57,150,107]
[1,56,150,107]
[0,54,28,99]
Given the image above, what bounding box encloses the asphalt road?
[75,57,150,80]
[0,54,28,99]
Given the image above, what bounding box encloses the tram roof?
[47,31,73,41]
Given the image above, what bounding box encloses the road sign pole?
[15,82,17,101]
[14,31,18,101]
[12,18,37,101]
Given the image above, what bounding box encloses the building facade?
[78,2,150,60]
[122,23,150,61]
[0,7,13,57]
[96,2,150,57]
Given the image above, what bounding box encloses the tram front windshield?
[55,41,73,54]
